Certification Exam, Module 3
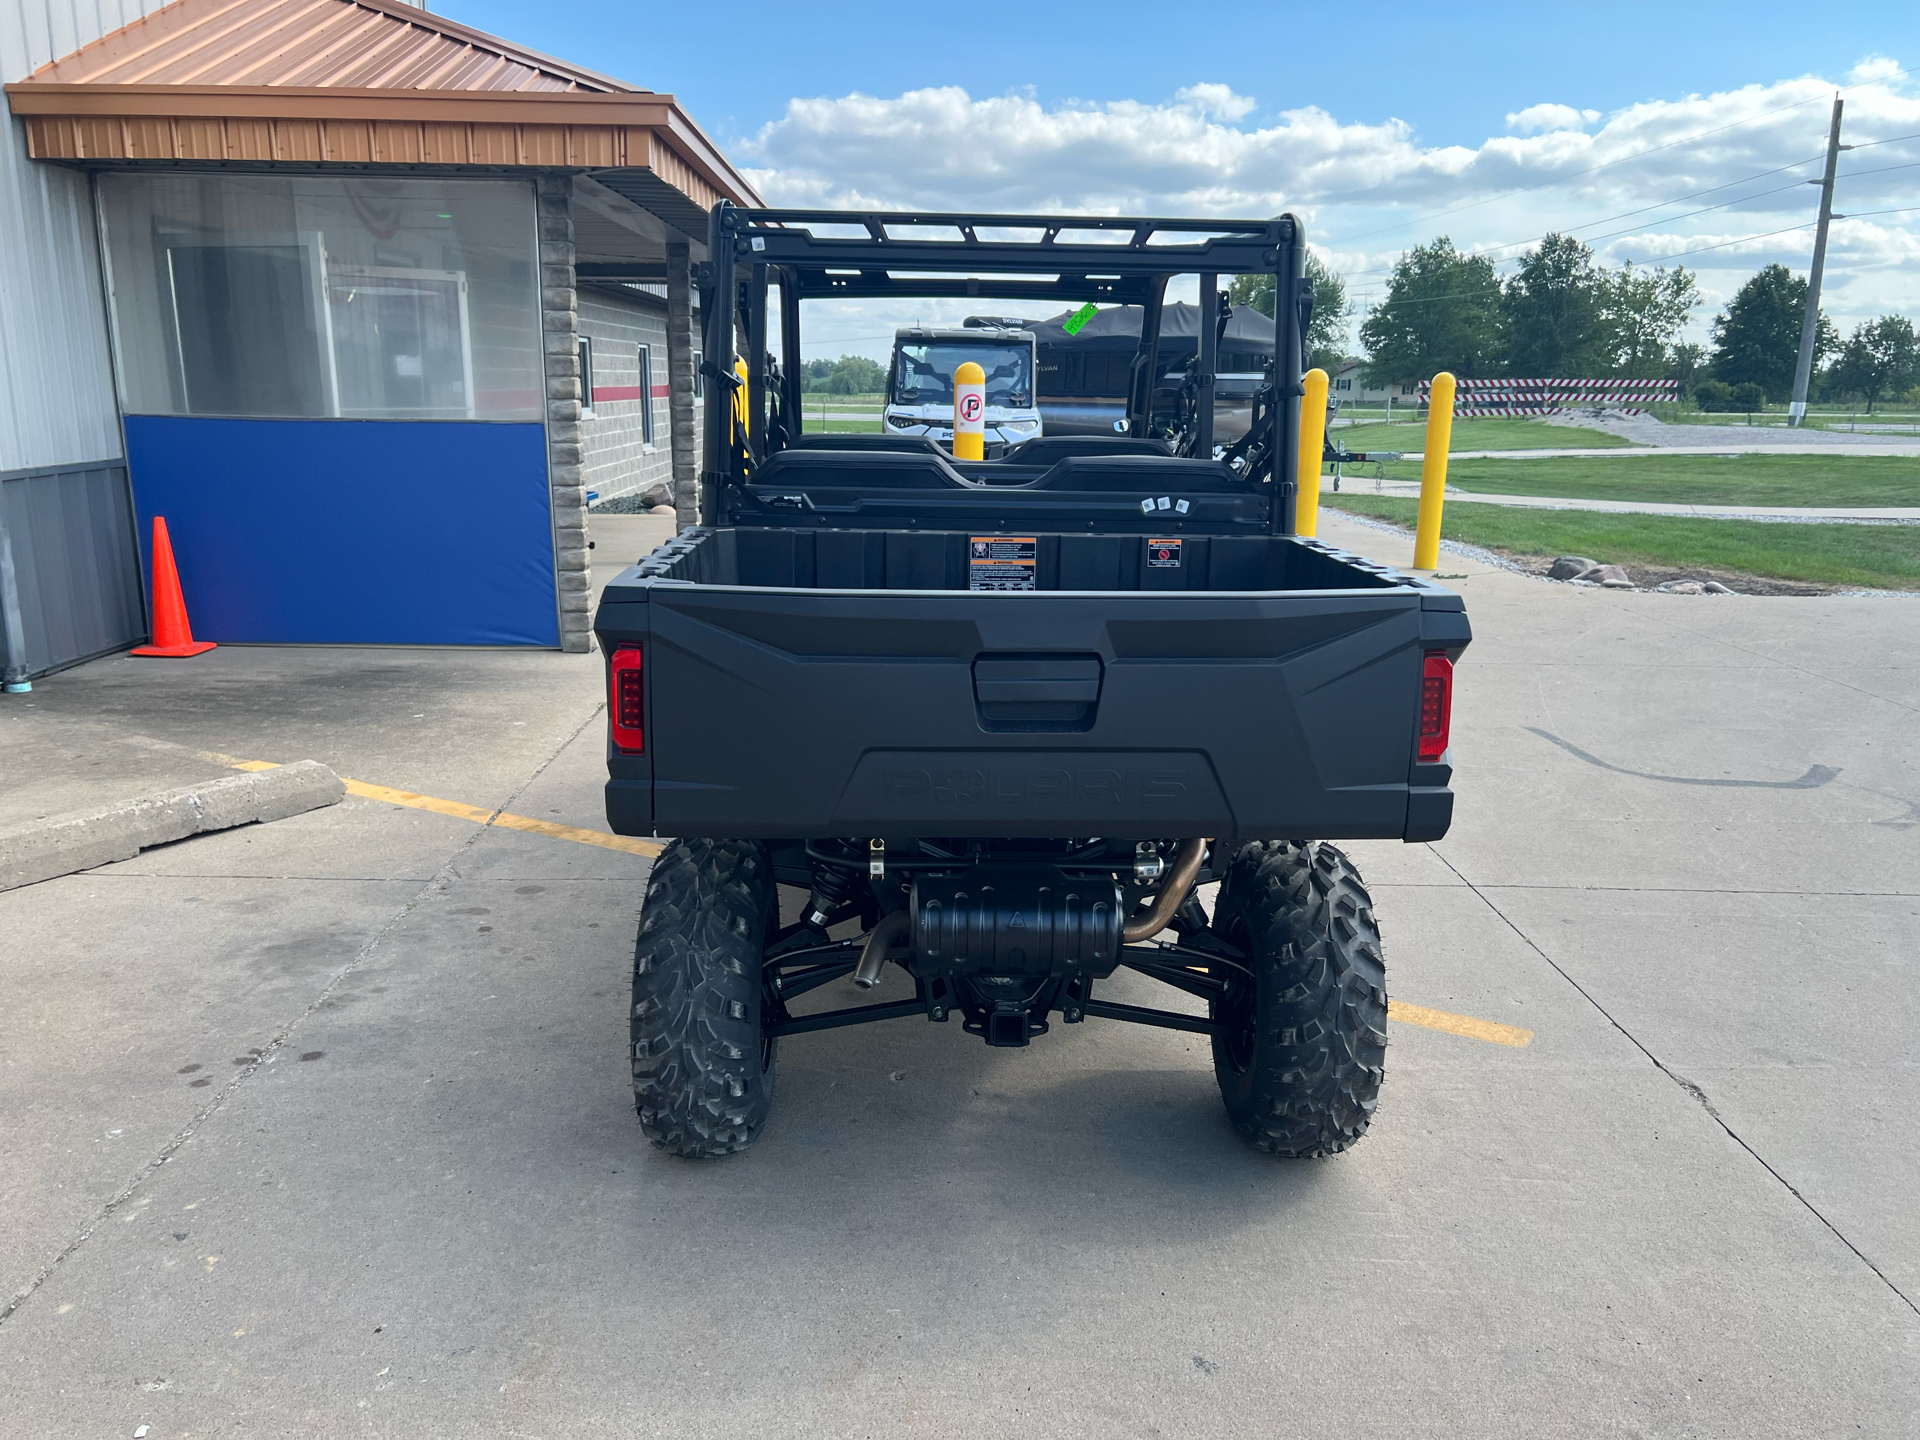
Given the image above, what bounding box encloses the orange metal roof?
[22,0,638,94]
[4,0,763,215]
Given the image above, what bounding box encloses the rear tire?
[1209,840,1388,1157]
[631,838,778,1158]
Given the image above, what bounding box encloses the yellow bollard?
[1413,371,1456,571]
[952,360,986,461]
[1294,367,1330,538]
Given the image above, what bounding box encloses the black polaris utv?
[594,205,1469,1160]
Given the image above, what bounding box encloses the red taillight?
[610,645,644,753]
[1418,650,1453,763]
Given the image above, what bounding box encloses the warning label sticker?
[970,536,1038,590]
[1146,538,1183,569]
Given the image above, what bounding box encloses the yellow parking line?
[202,751,1526,1043]
[199,752,663,858]
[341,777,496,825]
[1389,999,1533,1048]
[489,810,664,857]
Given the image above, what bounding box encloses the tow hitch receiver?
[910,865,1124,1046]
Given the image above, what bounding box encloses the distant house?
[1330,360,1419,406]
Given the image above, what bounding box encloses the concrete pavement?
[0,508,1915,1436]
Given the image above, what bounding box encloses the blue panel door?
[124,417,558,646]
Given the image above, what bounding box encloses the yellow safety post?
[1413,371,1456,570]
[952,360,986,460]
[1294,367,1330,537]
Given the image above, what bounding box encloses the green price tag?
[1062,302,1099,336]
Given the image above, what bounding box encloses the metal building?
[0,0,755,678]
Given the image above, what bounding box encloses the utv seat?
[1030,455,1247,493]
[1000,436,1173,466]
[749,447,975,491]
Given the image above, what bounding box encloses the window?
[693,349,703,399]
[579,336,595,418]
[99,173,542,421]
[637,343,655,445]
[1335,377,1351,391]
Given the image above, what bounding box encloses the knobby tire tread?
[631,837,777,1158]
[1211,840,1388,1158]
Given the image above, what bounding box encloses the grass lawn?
[1353,452,1920,508]
[800,416,883,433]
[800,392,886,409]
[1322,495,1920,591]
[1330,417,1639,452]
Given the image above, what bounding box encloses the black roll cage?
[695,204,1310,535]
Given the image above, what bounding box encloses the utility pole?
[1789,95,1848,426]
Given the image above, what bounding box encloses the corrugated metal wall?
[1,0,174,678]
[1,0,166,472]
[0,460,144,678]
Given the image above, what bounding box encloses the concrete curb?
[0,761,346,892]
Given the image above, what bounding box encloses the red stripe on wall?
[650,383,670,398]
[591,385,643,402]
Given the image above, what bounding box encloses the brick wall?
[578,286,702,505]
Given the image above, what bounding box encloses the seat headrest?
[751,447,973,490]
[1034,455,1247,493]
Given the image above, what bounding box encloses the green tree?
[1357,236,1504,384]
[1502,233,1609,376]
[1824,315,1919,413]
[1600,262,1699,377]
[1227,252,1349,370]
[801,354,887,394]
[1709,264,1835,402]
[1668,341,1707,398]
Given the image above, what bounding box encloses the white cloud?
[1505,103,1598,134]
[739,65,1920,353]
[1174,84,1258,121]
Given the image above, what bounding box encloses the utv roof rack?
[726,206,1296,302]
[700,202,1309,535]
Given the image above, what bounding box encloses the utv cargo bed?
[597,525,1466,843]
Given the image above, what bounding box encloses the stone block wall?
[535,173,590,654]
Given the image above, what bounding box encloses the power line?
[1324,91,1837,247]
[1325,63,1914,253]
[1833,160,1920,181]
[1622,221,1816,261]
[1835,204,1920,221]
[1337,152,1830,277]
[1845,129,1920,151]
[1579,178,1816,246]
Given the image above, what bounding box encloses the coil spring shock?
[803,862,856,930]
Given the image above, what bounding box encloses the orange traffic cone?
[131,516,216,657]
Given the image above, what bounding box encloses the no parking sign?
[952,360,986,460]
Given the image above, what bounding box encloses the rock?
[1701,581,1737,595]
[1548,555,1600,580]
[639,483,672,508]
[1584,564,1632,588]
[646,504,676,516]
[1655,580,1707,595]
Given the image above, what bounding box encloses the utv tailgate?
[599,564,1467,842]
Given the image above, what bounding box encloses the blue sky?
[449,0,1918,359]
